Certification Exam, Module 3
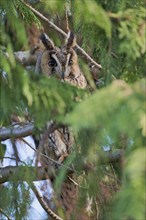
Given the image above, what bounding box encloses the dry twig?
[29,182,64,220]
[23,2,102,69]
[0,208,12,220]
[21,137,74,172]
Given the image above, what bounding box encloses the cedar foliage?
[0,0,145,219]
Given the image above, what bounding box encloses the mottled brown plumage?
[35,32,90,219]
[37,32,87,88]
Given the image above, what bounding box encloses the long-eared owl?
[35,31,89,219]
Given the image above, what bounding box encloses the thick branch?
[0,122,63,141]
[23,2,102,69]
[0,150,123,184]
[83,150,123,172]
[0,165,55,184]
[0,124,34,141]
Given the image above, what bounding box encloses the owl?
[35,32,85,164]
[36,31,87,89]
[36,31,87,164]
[35,32,90,219]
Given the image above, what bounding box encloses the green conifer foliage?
[0,1,145,219]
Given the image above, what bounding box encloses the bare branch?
[0,122,65,141]
[1,157,27,165]
[0,165,55,184]
[0,208,12,220]
[29,182,64,220]
[0,124,34,141]
[0,150,123,184]
[83,149,123,171]
[21,137,74,171]
[23,2,102,69]
[99,149,123,163]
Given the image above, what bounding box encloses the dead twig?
[21,138,74,172]
[0,208,12,220]
[29,182,64,220]
[23,2,102,69]
[1,157,27,165]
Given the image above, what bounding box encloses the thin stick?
[29,182,64,220]
[0,208,12,220]
[65,2,70,32]
[1,157,26,165]
[23,2,102,69]
[21,138,74,172]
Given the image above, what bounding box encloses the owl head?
[39,32,80,79]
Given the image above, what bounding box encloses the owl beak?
[61,72,65,79]
[61,66,65,79]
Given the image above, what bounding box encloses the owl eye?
[69,59,73,65]
[48,59,57,67]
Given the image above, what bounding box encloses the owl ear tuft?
[66,31,76,50]
[39,33,55,50]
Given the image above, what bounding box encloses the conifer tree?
[0,0,145,219]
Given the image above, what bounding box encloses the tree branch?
[99,149,123,164]
[0,150,123,184]
[23,2,102,69]
[0,124,34,141]
[0,122,66,141]
[0,165,55,184]
[0,166,63,219]
[29,182,64,220]
[82,149,123,172]
[21,137,74,171]
[0,208,12,220]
